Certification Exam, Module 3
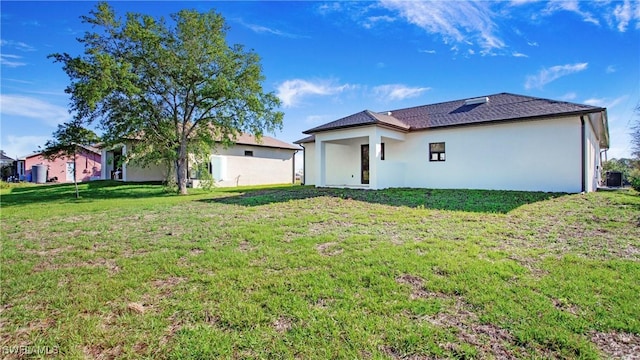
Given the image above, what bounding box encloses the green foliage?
[602,158,636,183]
[49,2,283,195]
[631,104,640,161]
[629,169,640,192]
[41,120,99,198]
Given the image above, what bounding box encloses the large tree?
[42,121,100,198]
[50,3,283,194]
[632,104,640,162]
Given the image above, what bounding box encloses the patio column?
[369,131,382,190]
[316,139,326,187]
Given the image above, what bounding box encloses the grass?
[1,181,639,359]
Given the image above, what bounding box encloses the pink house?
[18,145,102,183]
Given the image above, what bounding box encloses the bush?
[629,169,640,192]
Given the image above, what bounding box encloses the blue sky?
[1,1,639,165]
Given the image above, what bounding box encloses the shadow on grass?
[200,186,567,214]
[0,180,168,207]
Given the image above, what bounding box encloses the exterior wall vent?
[464,97,489,105]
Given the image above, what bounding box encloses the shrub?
[629,169,640,192]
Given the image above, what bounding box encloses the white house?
[101,133,301,187]
[295,93,609,193]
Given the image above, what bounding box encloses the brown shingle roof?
[304,110,410,134]
[234,133,301,150]
[303,93,605,134]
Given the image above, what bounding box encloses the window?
[244,150,253,157]
[429,142,445,161]
[380,143,385,160]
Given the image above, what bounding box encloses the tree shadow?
[200,186,567,214]
[0,180,167,207]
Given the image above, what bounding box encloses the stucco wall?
[125,160,167,182]
[212,155,293,187]
[398,117,582,192]
[193,145,296,187]
[24,150,101,183]
[324,138,363,186]
[302,143,315,186]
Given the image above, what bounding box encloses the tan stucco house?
[102,133,301,187]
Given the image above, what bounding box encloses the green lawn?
[1,181,639,359]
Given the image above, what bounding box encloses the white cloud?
[560,92,578,101]
[235,19,305,38]
[0,54,26,67]
[2,135,49,158]
[379,0,505,54]
[363,15,396,29]
[0,94,71,126]
[305,114,334,124]
[612,0,633,32]
[583,95,628,109]
[536,0,640,32]
[0,39,36,52]
[512,51,528,58]
[276,79,354,108]
[372,84,430,101]
[544,0,600,26]
[524,62,588,89]
[606,65,617,74]
[419,49,437,54]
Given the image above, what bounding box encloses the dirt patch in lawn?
[32,257,120,275]
[272,316,293,333]
[237,240,255,252]
[23,245,75,257]
[395,274,449,300]
[315,242,343,256]
[151,276,186,296]
[395,273,532,359]
[591,331,640,359]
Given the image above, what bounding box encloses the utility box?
[605,171,623,187]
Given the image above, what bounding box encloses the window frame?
[244,150,254,157]
[429,142,446,162]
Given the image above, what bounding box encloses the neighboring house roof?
[114,132,300,151]
[301,93,606,136]
[0,153,14,163]
[234,133,301,151]
[19,144,101,160]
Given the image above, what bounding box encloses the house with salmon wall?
[18,145,102,183]
[295,93,609,193]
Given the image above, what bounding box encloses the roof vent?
[464,96,489,105]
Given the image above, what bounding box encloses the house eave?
[303,122,410,135]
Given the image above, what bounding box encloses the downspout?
[580,116,586,193]
[292,150,299,184]
[300,144,305,186]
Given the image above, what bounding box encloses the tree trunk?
[176,142,189,195]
